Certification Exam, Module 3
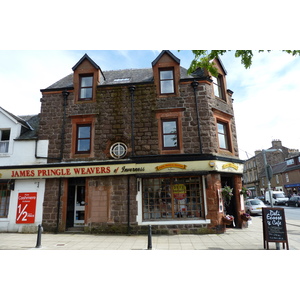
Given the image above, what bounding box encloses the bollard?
[35,224,43,248]
[147,225,152,250]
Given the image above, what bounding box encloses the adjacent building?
[0,107,48,232]
[1,51,245,234]
[243,139,300,197]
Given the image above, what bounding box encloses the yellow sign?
[155,163,187,171]
[222,163,239,170]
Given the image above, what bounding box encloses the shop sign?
[16,192,37,224]
[173,184,187,200]
[155,163,187,171]
[0,160,243,180]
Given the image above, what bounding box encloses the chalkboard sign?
[262,207,289,250]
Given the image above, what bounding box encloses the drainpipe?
[128,86,136,157]
[127,176,131,235]
[191,80,203,154]
[56,90,69,233]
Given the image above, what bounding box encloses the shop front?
[0,156,244,234]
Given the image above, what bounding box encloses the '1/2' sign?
[16,193,37,224]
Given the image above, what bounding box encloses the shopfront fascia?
[0,159,244,180]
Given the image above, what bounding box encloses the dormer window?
[79,75,93,101]
[159,68,175,94]
[0,129,10,153]
[213,74,225,100]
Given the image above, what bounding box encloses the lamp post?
[262,148,283,250]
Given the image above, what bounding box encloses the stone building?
[243,140,299,197]
[4,51,245,234]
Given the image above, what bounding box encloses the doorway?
[221,175,236,219]
[66,178,86,228]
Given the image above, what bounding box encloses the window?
[76,124,91,154]
[0,183,10,218]
[79,75,93,100]
[0,129,10,153]
[159,68,175,94]
[217,121,230,150]
[162,119,179,150]
[285,173,289,183]
[110,142,128,159]
[142,177,204,221]
[213,75,225,99]
[286,159,294,166]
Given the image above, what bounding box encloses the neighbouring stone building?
[243,139,299,197]
[1,51,245,234]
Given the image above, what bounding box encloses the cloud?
[223,51,300,159]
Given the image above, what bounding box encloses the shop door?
[66,179,86,228]
[74,185,86,226]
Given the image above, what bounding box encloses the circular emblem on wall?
[110,142,128,159]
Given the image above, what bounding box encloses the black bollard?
[35,224,43,248]
[147,225,152,250]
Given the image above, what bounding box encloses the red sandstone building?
[6,51,245,234]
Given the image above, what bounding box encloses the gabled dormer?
[72,54,105,103]
[0,107,32,155]
[210,57,228,102]
[152,50,181,97]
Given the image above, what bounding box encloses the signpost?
[262,207,289,250]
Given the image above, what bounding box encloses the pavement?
[1,215,300,250]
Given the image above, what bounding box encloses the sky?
[1,49,300,161]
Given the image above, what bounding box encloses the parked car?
[285,196,300,207]
[245,199,267,215]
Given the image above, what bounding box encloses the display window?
[142,176,204,220]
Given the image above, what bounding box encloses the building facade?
[0,107,48,232]
[243,140,300,197]
[2,51,245,234]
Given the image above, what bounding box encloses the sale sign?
[16,193,37,224]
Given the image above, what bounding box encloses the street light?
[262,148,283,208]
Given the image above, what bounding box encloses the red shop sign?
[16,192,37,224]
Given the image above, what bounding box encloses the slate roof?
[44,66,197,90]
[16,114,40,140]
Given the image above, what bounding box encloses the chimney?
[271,139,282,148]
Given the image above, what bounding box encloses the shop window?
[79,74,93,101]
[159,68,175,94]
[0,183,10,218]
[76,124,91,154]
[162,119,179,150]
[217,121,231,150]
[142,177,204,221]
[213,74,225,100]
[0,129,10,153]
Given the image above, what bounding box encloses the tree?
[187,50,300,76]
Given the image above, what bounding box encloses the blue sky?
[1,49,300,161]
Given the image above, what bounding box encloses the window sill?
[138,219,211,226]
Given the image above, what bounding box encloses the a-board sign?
[262,207,289,250]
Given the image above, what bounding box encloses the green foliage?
[185,50,300,76]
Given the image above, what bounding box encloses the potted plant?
[222,214,234,225]
[240,187,251,198]
[240,212,251,222]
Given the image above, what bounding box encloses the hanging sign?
[16,192,37,224]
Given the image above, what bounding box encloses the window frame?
[161,118,180,150]
[141,176,204,221]
[217,121,230,151]
[159,68,175,95]
[0,183,10,218]
[212,74,226,100]
[75,124,92,154]
[79,74,94,101]
[0,129,10,154]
